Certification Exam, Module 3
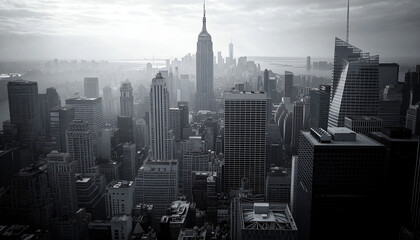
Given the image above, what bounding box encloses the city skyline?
[0,0,419,60]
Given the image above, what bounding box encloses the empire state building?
[195,2,214,111]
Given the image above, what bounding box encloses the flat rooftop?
[302,131,383,147]
[241,203,297,231]
[109,180,134,189]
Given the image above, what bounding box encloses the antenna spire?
[203,0,206,17]
[346,0,350,43]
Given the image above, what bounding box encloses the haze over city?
[0,0,419,60]
[0,0,420,240]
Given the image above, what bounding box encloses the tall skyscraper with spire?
[195,1,214,111]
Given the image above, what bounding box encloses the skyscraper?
[224,91,267,194]
[103,85,114,119]
[263,69,269,93]
[120,80,134,117]
[39,87,61,134]
[284,71,293,98]
[328,37,379,127]
[195,3,214,111]
[47,151,78,217]
[291,101,304,151]
[121,143,137,181]
[295,128,386,240]
[309,85,331,130]
[49,106,75,152]
[84,77,99,98]
[7,80,41,150]
[65,97,104,154]
[149,73,171,160]
[229,42,234,63]
[135,159,178,226]
[66,120,95,175]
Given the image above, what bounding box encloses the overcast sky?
[0,0,419,61]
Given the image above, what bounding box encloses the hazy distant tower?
[120,80,134,117]
[84,77,99,98]
[195,1,214,111]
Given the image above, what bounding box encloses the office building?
[105,180,135,217]
[149,73,171,160]
[224,91,267,194]
[7,80,41,150]
[135,159,178,226]
[121,143,137,181]
[295,127,386,240]
[65,97,104,154]
[84,77,99,98]
[134,119,149,150]
[66,120,96,175]
[98,125,119,161]
[110,215,132,240]
[284,71,293,98]
[192,171,218,223]
[309,85,331,129]
[117,116,133,144]
[49,106,75,152]
[370,128,419,238]
[265,167,291,203]
[236,203,298,240]
[283,112,293,145]
[306,56,311,71]
[195,3,214,111]
[161,199,196,240]
[379,63,399,91]
[344,116,382,135]
[120,81,134,117]
[181,136,210,199]
[76,176,106,220]
[47,151,78,217]
[39,87,61,134]
[406,103,420,135]
[264,69,269,93]
[291,101,304,151]
[169,107,181,141]
[328,38,379,127]
[10,162,54,227]
[49,208,91,240]
[103,85,115,120]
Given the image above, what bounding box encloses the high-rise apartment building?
[195,4,214,111]
[84,77,99,98]
[224,91,267,194]
[120,81,134,117]
[328,38,379,127]
[7,80,41,150]
[149,73,171,160]
[47,151,78,217]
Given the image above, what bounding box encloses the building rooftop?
[108,180,134,189]
[224,91,267,100]
[345,116,382,121]
[65,97,101,102]
[241,203,297,231]
[302,130,383,147]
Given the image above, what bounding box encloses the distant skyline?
[0,0,419,60]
